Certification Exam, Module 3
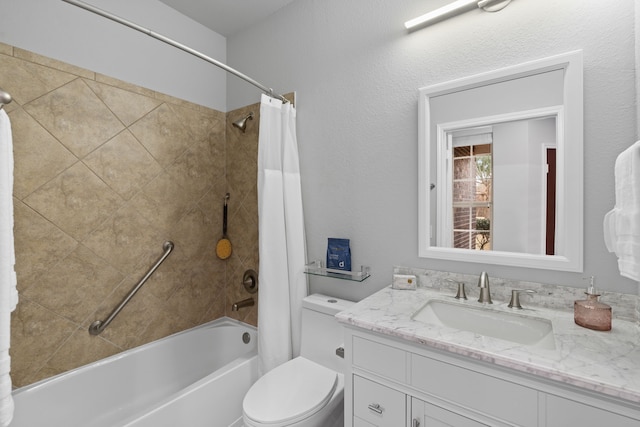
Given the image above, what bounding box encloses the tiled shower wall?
[1,42,260,387]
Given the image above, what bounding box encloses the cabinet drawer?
[411,354,537,427]
[353,416,377,427]
[546,395,640,427]
[353,336,407,382]
[353,375,406,426]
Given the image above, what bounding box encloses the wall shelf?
[304,261,371,282]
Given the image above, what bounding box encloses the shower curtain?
[257,94,307,375]
[0,109,17,427]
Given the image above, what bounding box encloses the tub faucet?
[232,297,255,311]
[477,271,492,304]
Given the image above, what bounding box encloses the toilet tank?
[300,294,354,372]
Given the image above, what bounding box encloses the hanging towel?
[603,140,640,282]
[0,109,17,427]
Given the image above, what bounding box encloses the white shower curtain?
[0,109,17,427]
[257,94,307,376]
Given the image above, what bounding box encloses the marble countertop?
[336,286,640,404]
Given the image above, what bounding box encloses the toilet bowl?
[242,294,354,427]
[242,357,344,427]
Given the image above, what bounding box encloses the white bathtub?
[11,317,258,427]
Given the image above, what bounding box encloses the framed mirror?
[418,51,583,272]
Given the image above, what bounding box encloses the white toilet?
[242,294,354,427]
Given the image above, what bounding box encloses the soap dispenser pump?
[574,276,611,331]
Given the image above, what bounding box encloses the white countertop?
[336,286,640,405]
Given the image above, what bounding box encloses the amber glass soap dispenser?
[574,277,611,331]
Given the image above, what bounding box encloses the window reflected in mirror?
[452,138,492,251]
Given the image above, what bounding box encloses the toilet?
[242,294,354,427]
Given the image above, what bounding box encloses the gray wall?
[227,0,639,301]
[0,0,227,111]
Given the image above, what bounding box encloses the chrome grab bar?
[89,241,174,335]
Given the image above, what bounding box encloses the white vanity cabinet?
[344,328,640,427]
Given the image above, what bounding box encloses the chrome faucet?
[477,271,492,304]
[232,297,255,311]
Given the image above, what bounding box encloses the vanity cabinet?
[344,328,640,427]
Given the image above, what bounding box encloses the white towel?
[0,109,17,427]
[604,140,640,282]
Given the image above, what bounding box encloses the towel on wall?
[604,140,640,282]
[0,109,17,427]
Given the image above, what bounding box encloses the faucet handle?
[508,289,536,309]
[446,279,467,300]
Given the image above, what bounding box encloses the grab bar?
[89,241,174,335]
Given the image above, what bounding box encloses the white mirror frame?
[418,51,583,272]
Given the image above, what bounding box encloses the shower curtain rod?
[61,0,289,104]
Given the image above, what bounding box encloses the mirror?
[418,51,583,272]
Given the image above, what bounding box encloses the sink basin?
[412,300,556,350]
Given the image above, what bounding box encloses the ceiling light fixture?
[404,0,512,31]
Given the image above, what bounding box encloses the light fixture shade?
[404,0,478,30]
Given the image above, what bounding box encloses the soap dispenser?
[574,276,611,331]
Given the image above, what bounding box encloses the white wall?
[228,0,638,301]
[492,121,530,254]
[0,0,227,111]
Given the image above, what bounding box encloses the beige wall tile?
[12,200,78,292]
[0,42,12,56]
[24,162,124,240]
[9,108,77,199]
[83,204,165,275]
[95,73,157,99]
[9,299,78,388]
[0,53,77,105]
[129,103,193,167]
[83,130,162,200]
[129,172,195,232]
[25,79,124,157]
[22,245,124,325]
[84,80,162,127]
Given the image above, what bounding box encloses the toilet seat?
[243,357,338,425]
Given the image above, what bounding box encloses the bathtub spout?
[232,297,255,311]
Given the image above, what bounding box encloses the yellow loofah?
[216,238,232,259]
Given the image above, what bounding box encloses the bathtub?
[11,317,258,427]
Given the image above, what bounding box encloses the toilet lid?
[243,357,338,425]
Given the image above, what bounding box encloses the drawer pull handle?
[368,403,384,414]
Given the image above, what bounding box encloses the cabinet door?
[353,375,406,427]
[411,397,488,427]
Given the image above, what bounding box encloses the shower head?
[232,112,254,133]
